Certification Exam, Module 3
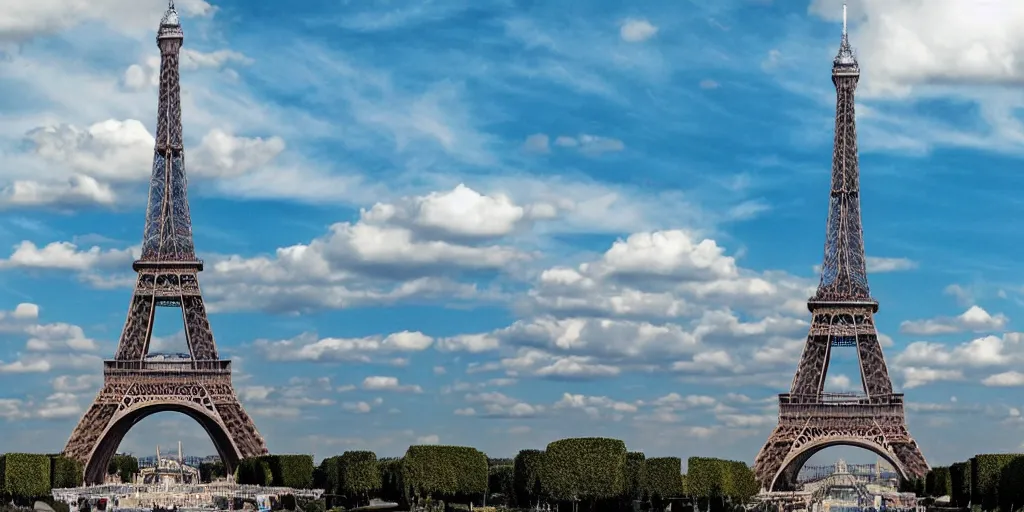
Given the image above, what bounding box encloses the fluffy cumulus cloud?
[809,0,1024,94]
[899,306,1008,336]
[256,331,434,363]
[0,303,101,375]
[2,119,287,208]
[892,332,1024,389]
[0,184,557,313]
[418,229,816,385]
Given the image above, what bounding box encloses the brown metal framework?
[751,9,928,492]
[62,1,268,484]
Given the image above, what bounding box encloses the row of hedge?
[234,437,757,510]
[915,453,1024,511]
[235,455,314,489]
[0,453,84,501]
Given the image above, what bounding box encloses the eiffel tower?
[751,4,928,492]
[62,1,268,484]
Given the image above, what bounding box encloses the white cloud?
[554,392,639,420]
[0,303,102,375]
[24,119,155,182]
[433,229,812,384]
[891,331,1024,388]
[189,129,286,179]
[944,284,975,306]
[0,241,135,271]
[363,184,548,239]
[900,306,1008,335]
[896,333,1024,368]
[982,371,1024,387]
[465,392,544,418]
[619,19,658,43]
[415,434,440,444]
[123,49,253,91]
[361,376,423,393]
[7,119,288,208]
[0,0,214,43]
[0,175,117,209]
[51,374,101,394]
[809,0,1024,94]
[342,401,373,414]
[900,367,965,389]
[255,331,434,363]
[865,256,917,273]
[552,134,625,155]
[0,184,540,313]
[799,0,1024,155]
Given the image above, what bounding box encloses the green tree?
[539,438,627,512]
[513,450,546,508]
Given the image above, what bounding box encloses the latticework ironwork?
[62,2,268,484]
[752,7,928,492]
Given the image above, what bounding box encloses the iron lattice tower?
[62,1,268,484]
[751,5,928,492]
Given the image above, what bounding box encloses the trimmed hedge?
[339,451,381,496]
[971,454,1018,510]
[950,461,970,507]
[687,457,724,498]
[1,453,52,499]
[998,457,1024,511]
[402,445,488,497]
[199,461,226,483]
[378,457,406,504]
[488,465,514,504]
[540,437,627,501]
[725,461,758,502]
[513,449,545,507]
[236,456,272,485]
[898,477,924,494]
[624,452,646,500]
[259,455,314,489]
[682,458,756,503]
[50,456,83,489]
[644,457,682,500]
[925,466,951,497]
[314,456,340,494]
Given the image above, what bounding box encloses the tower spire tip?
[843,2,851,37]
[833,0,857,69]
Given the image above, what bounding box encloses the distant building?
[137,442,201,485]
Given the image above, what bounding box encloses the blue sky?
[1,0,1024,471]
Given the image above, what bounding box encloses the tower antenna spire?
[839,2,847,38]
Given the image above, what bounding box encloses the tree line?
[233,437,758,512]
[911,455,1024,511]
[26,438,1024,512]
